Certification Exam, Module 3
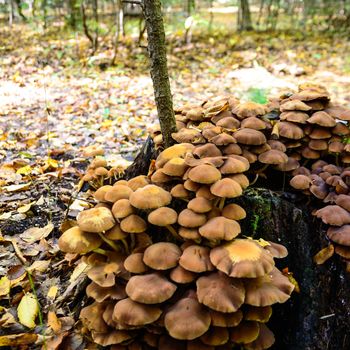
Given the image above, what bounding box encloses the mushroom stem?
[218,197,226,210]
[166,225,183,241]
[256,163,269,175]
[92,248,109,256]
[130,233,136,251]
[97,232,120,252]
[250,173,259,186]
[121,238,130,254]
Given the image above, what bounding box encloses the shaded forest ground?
[0,23,350,347]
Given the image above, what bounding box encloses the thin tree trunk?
[238,0,253,31]
[81,1,95,53]
[9,0,14,25]
[92,0,99,52]
[142,0,177,148]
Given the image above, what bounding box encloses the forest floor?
[0,23,350,348]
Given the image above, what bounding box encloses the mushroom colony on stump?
[58,83,350,349]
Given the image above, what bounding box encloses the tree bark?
[142,0,177,148]
[238,0,253,31]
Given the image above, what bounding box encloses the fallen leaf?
[20,222,54,243]
[2,183,31,192]
[0,333,38,346]
[48,311,62,334]
[70,261,89,282]
[47,286,58,300]
[0,276,10,297]
[17,293,39,329]
[28,260,51,273]
[17,202,34,213]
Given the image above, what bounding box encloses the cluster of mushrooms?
[58,83,350,349]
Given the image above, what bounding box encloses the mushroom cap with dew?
[124,253,149,274]
[112,199,134,219]
[120,214,147,233]
[148,207,178,226]
[178,209,207,228]
[129,185,172,210]
[222,203,246,220]
[210,178,242,198]
[210,239,275,278]
[126,273,177,304]
[230,321,260,344]
[199,216,241,241]
[196,272,245,313]
[164,297,211,340]
[58,226,102,254]
[315,205,350,226]
[188,164,222,184]
[113,298,162,326]
[244,267,294,306]
[180,245,214,273]
[258,150,288,165]
[143,242,182,270]
[234,128,267,145]
[245,323,275,350]
[77,207,116,233]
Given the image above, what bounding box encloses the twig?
[9,238,27,265]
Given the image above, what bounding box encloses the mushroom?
[164,297,211,340]
[179,245,214,273]
[200,326,229,346]
[188,164,222,184]
[170,265,197,284]
[234,128,267,145]
[187,197,213,213]
[199,216,241,241]
[77,207,115,233]
[127,175,150,191]
[129,185,172,210]
[209,309,243,327]
[209,239,275,278]
[222,203,246,220]
[230,321,260,344]
[196,272,245,312]
[86,282,126,302]
[244,306,272,323]
[315,205,350,226]
[120,214,147,234]
[143,242,182,270]
[178,209,207,228]
[124,253,149,274]
[112,199,135,220]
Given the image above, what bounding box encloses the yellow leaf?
[0,333,38,346]
[3,183,31,192]
[70,261,89,282]
[47,158,59,168]
[47,311,61,334]
[17,293,39,329]
[17,202,34,213]
[16,165,33,175]
[47,286,58,300]
[0,276,10,297]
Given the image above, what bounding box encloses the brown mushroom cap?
[228,174,250,189]
[196,272,245,312]
[129,185,172,210]
[280,100,312,111]
[280,111,309,124]
[77,207,116,232]
[126,273,177,304]
[193,144,222,158]
[143,242,182,270]
[162,157,189,177]
[120,214,147,233]
[264,241,288,258]
[244,267,294,306]
[172,128,206,144]
[230,321,260,344]
[94,185,113,202]
[127,175,150,191]
[220,156,250,174]
[290,174,311,190]
[124,253,149,274]
[241,117,266,130]
[199,216,241,240]
[188,197,213,213]
[105,185,133,203]
[315,205,350,226]
[233,102,266,119]
[244,306,272,323]
[327,225,350,246]
[245,323,275,350]
[105,224,127,240]
[112,199,135,219]
[335,194,350,211]
[148,207,178,226]
[171,184,190,199]
[178,209,207,228]
[188,164,222,184]
[222,203,246,220]
[58,226,102,254]
[80,301,109,333]
[180,245,214,273]
[164,297,211,340]
[210,178,243,198]
[258,150,288,165]
[277,121,304,140]
[113,298,162,326]
[86,281,126,302]
[234,128,267,145]
[210,309,243,327]
[91,330,132,347]
[170,265,197,284]
[200,327,229,346]
[210,239,275,278]
[307,111,336,127]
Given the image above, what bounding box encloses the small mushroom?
[143,242,182,270]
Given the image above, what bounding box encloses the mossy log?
[125,137,350,350]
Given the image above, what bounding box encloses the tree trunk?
[142,0,177,148]
[238,0,253,31]
[67,0,80,29]
[92,0,99,52]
